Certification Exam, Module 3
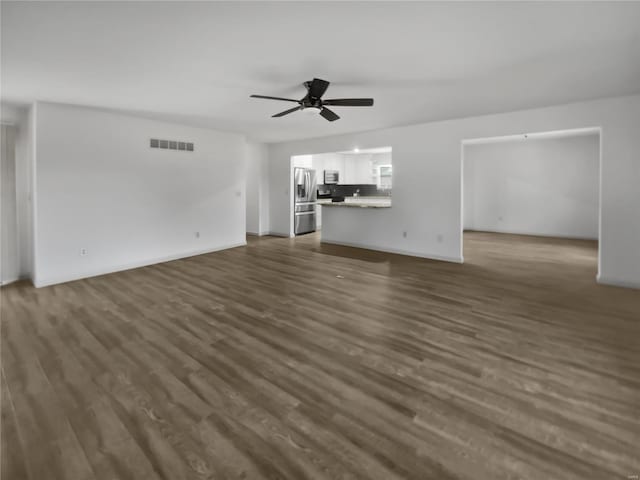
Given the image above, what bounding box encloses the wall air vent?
[150,138,194,152]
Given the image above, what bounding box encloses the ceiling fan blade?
[308,78,330,99]
[322,98,374,107]
[250,94,300,103]
[272,106,302,118]
[319,107,340,122]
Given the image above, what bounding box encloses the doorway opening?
[1,124,19,285]
[461,128,601,282]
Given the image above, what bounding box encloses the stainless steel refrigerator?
[294,167,317,235]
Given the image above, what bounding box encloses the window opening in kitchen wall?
[290,146,392,235]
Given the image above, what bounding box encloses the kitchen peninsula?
[319,195,395,251]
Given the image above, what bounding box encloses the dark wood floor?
[2,232,639,480]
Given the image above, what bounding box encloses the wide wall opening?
[461,128,601,282]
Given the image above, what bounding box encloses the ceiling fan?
[250,78,374,122]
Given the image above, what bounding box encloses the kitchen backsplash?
[319,184,392,198]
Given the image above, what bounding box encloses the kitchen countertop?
[318,197,391,208]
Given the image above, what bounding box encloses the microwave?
[324,170,339,184]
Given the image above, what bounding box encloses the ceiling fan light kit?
[250,78,374,122]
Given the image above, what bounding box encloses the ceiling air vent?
[150,138,194,152]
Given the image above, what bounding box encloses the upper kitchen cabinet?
[343,154,374,184]
[310,147,392,186]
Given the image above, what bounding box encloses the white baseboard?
[247,230,274,237]
[0,276,26,287]
[34,241,247,288]
[247,231,291,238]
[464,228,598,241]
[320,239,463,264]
[263,231,292,238]
[596,274,640,290]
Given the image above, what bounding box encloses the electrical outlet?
[80,248,88,256]
[437,234,444,243]
[402,231,407,238]
[195,231,200,239]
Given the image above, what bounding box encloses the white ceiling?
[2,1,640,143]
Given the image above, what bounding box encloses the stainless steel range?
[294,167,317,235]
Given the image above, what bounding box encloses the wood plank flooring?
[2,231,639,480]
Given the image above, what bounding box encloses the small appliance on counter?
[317,184,332,199]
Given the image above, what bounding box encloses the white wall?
[1,125,19,284]
[33,102,247,287]
[245,142,270,235]
[268,94,640,289]
[0,103,33,284]
[464,134,599,239]
[1,103,23,125]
